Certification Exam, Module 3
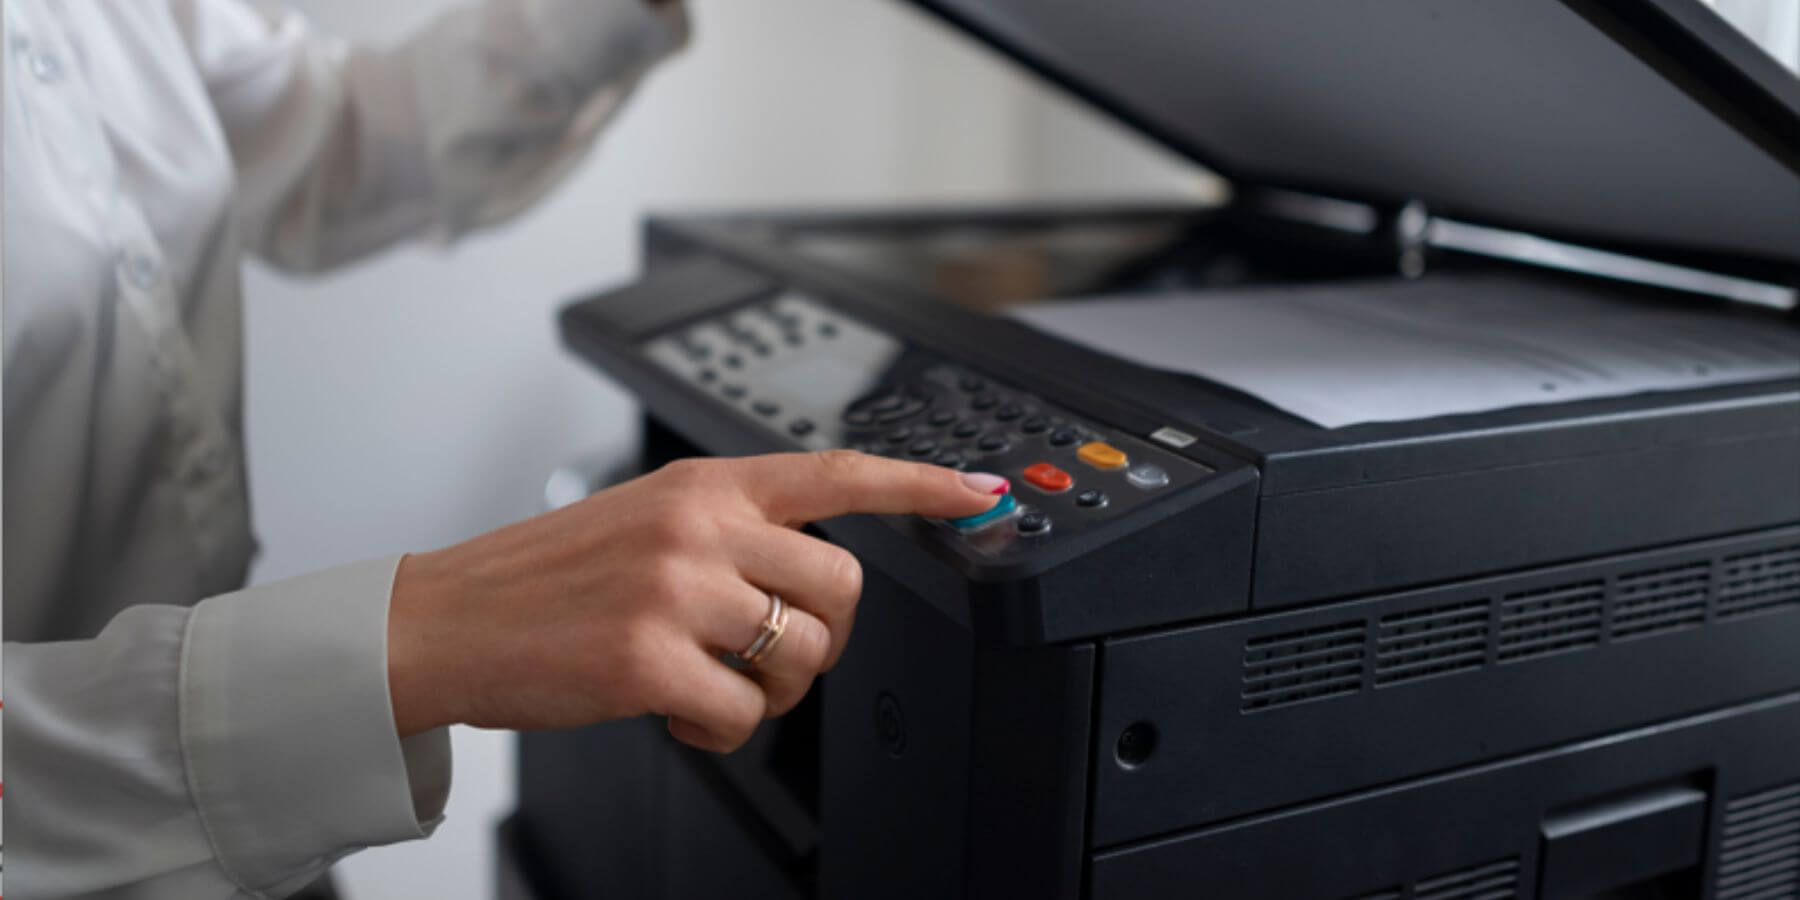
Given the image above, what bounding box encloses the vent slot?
[1374,600,1490,686]
[1414,857,1520,900]
[1241,620,1366,712]
[1497,581,1604,662]
[1717,781,1800,900]
[1610,562,1709,639]
[1720,545,1800,620]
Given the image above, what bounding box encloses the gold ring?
[736,592,790,667]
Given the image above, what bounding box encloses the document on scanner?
[1010,276,1800,428]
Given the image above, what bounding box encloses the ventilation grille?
[1497,581,1604,661]
[1374,600,1490,686]
[1720,546,1800,620]
[1241,620,1365,711]
[1239,539,1800,715]
[1611,562,1709,640]
[1342,857,1519,900]
[1717,781,1800,900]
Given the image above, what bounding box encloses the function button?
[750,342,773,357]
[1126,463,1171,489]
[970,394,999,410]
[1016,512,1051,535]
[1077,441,1129,471]
[844,409,875,427]
[958,375,987,392]
[952,421,983,439]
[948,492,1017,533]
[1076,489,1109,509]
[994,403,1024,422]
[818,321,839,338]
[976,434,1010,453]
[1048,428,1080,447]
[1021,416,1050,434]
[723,354,744,369]
[927,410,958,427]
[684,343,713,361]
[885,427,915,444]
[907,438,938,457]
[933,450,965,469]
[878,398,928,423]
[1022,462,1073,493]
[870,394,906,413]
[784,332,805,347]
[696,368,719,383]
[752,401,781,417]
[789,418,816,437]
[722,384,748,399]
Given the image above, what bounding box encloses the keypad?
[643,290,1212,561]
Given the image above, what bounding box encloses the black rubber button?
[818,321,839,337]
[753,401,781,417]
[994,403,1024,422]
[723,384,748,399]
[886,427,914,444]
[977,434,1009,453]
[1017,513,1050,534]
[871,394,906,413]
[789,419,816,436]
[750,342,773,357]
[1077,489,1108,508]
[907,439,938,457]
[959,375,987,392]
[843,409,875,426]
[784,332,804,346]
[723,354,744,369]
[696,368,718,383]
[952,421,983,439]
[970,394,999,410]
[686,343,712,361]
[1049,428,1079,447]
[1021,415,1050,433]
[928,410,958,427]
[933,451,965,469]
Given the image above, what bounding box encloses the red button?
[1022,462,1073,493]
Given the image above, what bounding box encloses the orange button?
[1077,441,1129,470]
[1022,462,1074,493]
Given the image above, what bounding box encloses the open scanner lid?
[908,0,1800,277]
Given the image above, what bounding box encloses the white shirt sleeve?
[7,557,451,899]
[169,0,688,271]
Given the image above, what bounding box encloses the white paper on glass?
[1010,276,1800,429]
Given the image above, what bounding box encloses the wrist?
[389,551,459,738]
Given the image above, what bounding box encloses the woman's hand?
[386,450,1007,752]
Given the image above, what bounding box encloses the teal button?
[948,493,1017,532]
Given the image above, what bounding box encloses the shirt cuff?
[528,0,690,93]
[179,555,453,895]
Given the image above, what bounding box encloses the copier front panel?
[525,207,1800,900]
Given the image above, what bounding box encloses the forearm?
[5,559,450,899]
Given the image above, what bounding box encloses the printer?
[502,2,1800,898]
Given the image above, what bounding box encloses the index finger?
[735,450,1007,526]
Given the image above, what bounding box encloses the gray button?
[122,252,161,290]
[27,47,63,84]
[1126,463,1170,490]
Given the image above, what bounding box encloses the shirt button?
[26,47,64,84]
[195,444,232,481]
[122,252,162,290]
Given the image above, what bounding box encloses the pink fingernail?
[960,472,1010,495]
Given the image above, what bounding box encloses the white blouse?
[2,0,684,896]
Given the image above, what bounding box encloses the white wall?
[244,1,1200,898]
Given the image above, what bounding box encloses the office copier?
[500,2,1800,898]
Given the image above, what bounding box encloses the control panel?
[643,291,1213,559]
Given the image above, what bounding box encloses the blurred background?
[244,0,1203,896]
